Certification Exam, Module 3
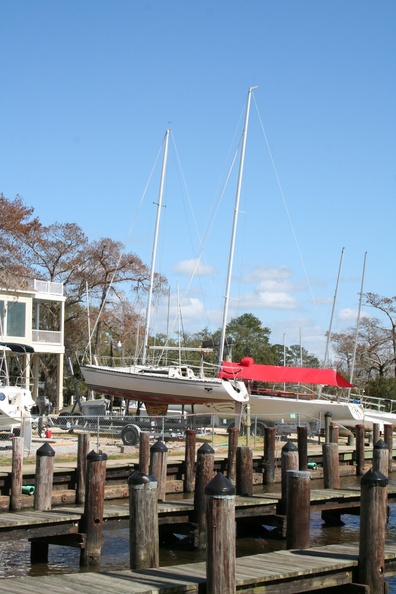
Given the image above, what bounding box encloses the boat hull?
[194,393,396,431]
[80,364,249,406]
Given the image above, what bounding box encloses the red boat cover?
[219,357,353,388]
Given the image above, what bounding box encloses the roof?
[219,357,353,388]
[0,342,35,354]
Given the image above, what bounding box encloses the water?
[1,476,396,592]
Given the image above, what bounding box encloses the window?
[6,302,26,337]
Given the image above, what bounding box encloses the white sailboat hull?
[194,392,396,431]
[80,364,249,407]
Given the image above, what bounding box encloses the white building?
[0,279,65,411]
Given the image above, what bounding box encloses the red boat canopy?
[219,357,353,388]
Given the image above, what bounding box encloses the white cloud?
[174,258,215,277]
[239,291,299,310]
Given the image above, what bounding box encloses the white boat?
[193,357,396,432]
[0,342,35,433]
[79,113,258,415]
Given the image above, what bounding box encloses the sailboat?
[79,125,251,416]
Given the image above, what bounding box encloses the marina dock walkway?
[1,543,396,593]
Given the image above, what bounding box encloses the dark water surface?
[1,474,396,592]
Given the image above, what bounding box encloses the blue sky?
[1,1,395,362]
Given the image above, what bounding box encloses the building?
[0,279,65,411]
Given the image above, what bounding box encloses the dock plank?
[0,543,395,593]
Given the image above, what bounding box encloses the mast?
[142,129,170,365]
[218,86,257,369]
[349,251,367,388]
[323,247,344,367]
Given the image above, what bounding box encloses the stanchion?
[10,436,23,511]
[193,442,215,550]
[205,472,236,594]
[358,469,388,593]
[279,440,299,514]
[139,431,150,475]
[76,433,90,504]
[149,438,168,501]
[373,439,389,477]
[286,470,311,550]
[263,426,276,485]
[236,445,253,496]
[80,450,108,568]
[128,471,159,569]
[297,425,308,471]
[184,429,196,493]
[227,427,239,484]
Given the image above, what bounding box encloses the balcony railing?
[32,329,63,345]
[29,279,64,296]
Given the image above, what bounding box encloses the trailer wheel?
[227,420,266,438]
[121,424,139,446]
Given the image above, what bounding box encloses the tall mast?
[349,251,367,388]
[218,87,257,369]
[323,247,345,367]
[142,129,170,365]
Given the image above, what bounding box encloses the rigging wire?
[252,94,317,311]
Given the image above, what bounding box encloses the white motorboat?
[0,342,35,434]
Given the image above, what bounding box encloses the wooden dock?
[0,542,395,592]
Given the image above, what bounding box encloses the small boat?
[0,342,35,434]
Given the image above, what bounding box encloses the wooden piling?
[10,436,23,511]
[373,422,381,446]
[34,442,55,511]
[358,468,388,593]
[193,442,215,550]
[373,439,389,477]
[205,472,236,594]
[279,440,299,514]
[128,471,159,570]
[139,431,150,475]
[322,442,340,489]
[227,427,239,484]
[80,450,108,568]
[149,439,168,501]
[76,433,90,504]
[31,442,55,564]
[184,429,196,493]
[286,470,311,550]
[297,425,308,471]
[324,412,332,443]
[236,445,253,496]
[329,422,339,444]
[263,426,276,485]
[355,424,365,476]
[383,423,393,474]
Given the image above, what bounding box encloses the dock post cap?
[150,439,168,453]
[128,471,151,486]
[86,450,108,462]
[36,442,55,457]
[205,471,236,496]
[325,411,332,418]
[197,442,215,454]
[374,439,389,450]
[361,468,388,487]
[282,440,298,452]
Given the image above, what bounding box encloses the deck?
[0,543,395,592]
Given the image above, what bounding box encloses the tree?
[223,313,275,364]
[365,292,396,378]
[0,193,40,287]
